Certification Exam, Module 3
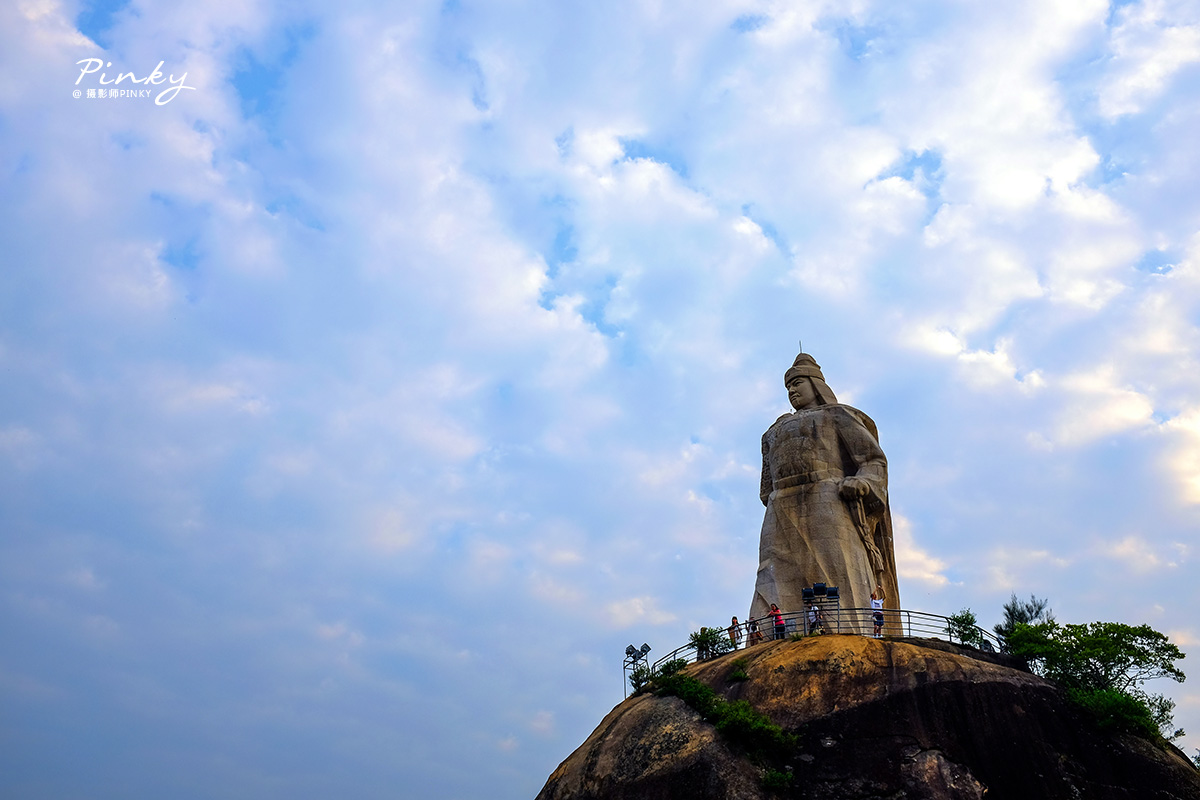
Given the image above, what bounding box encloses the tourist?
[728,616,743,649]
[769,603,786,640]
[807,600,824,635]
[747,616,764,645]
[871,584,885,637]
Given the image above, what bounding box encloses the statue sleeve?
[836,408,888,510]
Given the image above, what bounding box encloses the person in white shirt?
[871,584,885,637]
[806,600,824,635]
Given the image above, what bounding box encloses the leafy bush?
[728,657,750,682]
[762,769,793,789]
[945,607,983,647]
[655,672,719,716]
[1066,688,1158,739]
[629,664,653,693]
[1007,620,1186,740]
[628,658,689,694]
[715,699,792,759]
[657,658,688,677]
[653,673,796,762]
[690,627,734,660]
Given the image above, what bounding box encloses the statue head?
[784,352,838,410]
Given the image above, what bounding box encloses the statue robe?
[749,403,901,632]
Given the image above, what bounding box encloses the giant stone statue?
[749,352,900,629]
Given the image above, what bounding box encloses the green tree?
[628,658,688,694]
[690,626,734,660]
[1007,621,1184,692]
[628,664,653,693]
[945,607,984,647]
[1007,621,1186,740]
[657,658,688,677]
[993,593,1054,651]
[1142,692,1185,742]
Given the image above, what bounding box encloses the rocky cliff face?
[536,636,1200,800]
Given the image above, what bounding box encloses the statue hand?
[838,477,870,500]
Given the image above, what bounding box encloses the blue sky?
[2,0,1200,797]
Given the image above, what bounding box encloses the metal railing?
[649,606,1001,673]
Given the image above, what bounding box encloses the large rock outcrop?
[536,636,1200,800]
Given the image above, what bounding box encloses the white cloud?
[1164,407,1200,503]
[466,539,514,584]
[1095,535,1165,574]
[529,710,555,735]
[1099,0,1200,118]
[0,425,46,470]
[365,507,421,554]
[981,547,1072,591]
[159,378,271,416]
[893,514,951,589]
[316,622,365,648]
[530,574,587,607]
[902,328,1045,394]
[636,441,710,488]
[1054,365,1155,445]
[82,614,121,641]
[957,339,1044,391]
[1043,244,1132,310]
[1168,629,1199,647]
[605,596,678,628]
[63,568,105,591]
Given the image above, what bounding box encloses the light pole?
[622,643,652,698]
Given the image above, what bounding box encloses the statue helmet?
[784,352,839,406]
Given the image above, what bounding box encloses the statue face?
[787,376,818,410]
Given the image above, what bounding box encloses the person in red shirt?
[769,603,786,640]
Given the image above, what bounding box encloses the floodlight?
[802,588,815,601]
[813,582,827,596]
[826,586,839,599]
[625,644,637,656]
[640,643,652,655]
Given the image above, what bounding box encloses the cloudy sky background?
[3,0,1200,796]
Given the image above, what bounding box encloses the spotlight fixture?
[813,582,827,596]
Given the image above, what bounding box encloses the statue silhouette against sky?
[749,351,900,628]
